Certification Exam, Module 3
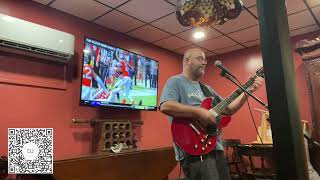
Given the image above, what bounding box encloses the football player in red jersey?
[81,63,94,100]
[82,54,110,101]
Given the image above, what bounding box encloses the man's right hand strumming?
[192,106,216,129]
[160,101,216,129]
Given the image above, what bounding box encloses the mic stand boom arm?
[223,73,268,108]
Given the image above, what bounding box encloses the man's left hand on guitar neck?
[222,77,264,116]
[247,77,263,93]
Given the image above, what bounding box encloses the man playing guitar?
[159,48,263,180]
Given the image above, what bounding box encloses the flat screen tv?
[80,37,159,111]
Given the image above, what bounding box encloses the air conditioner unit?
[0,13,74,63]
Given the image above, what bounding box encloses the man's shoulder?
[200,82,221,96]
[167,74,184,82]
[200,82,212,91]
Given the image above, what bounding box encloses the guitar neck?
[211,75,257,115]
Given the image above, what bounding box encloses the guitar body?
[171,97,231,155]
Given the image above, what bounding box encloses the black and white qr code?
[8,128,53,174]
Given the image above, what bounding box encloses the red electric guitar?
[171,67,264,155]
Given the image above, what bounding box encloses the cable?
[304,134,320,148]
[221,72,265,146]
[244,92,265,147]
[235,78,265,147]
[178,162,182,179]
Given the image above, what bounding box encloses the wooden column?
[256,0,309,179]
[296,36,320,173]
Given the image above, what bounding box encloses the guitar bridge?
[207,124,217,136]
[189,123,200,135]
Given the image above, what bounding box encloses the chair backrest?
[0,156,8,179]
[237,144,276,178]
[223,139,242,177]
[223,139,241,162]
[223,139,241,147]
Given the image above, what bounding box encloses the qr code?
[8,128,53,174]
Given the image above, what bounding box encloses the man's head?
[183,48,207,78]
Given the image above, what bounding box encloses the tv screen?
[80,37,159,111]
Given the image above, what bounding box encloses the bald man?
[159,48,263,180]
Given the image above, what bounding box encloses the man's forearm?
[160,101,198,118]
[222,92,249,116]
[221,77,263,116]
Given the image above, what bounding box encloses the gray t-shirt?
[159,74,224,161]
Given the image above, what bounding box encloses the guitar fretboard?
[211,75,257,115]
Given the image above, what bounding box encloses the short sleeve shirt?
[159,74,224,161]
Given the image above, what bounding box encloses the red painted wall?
[0,0,181,160]
[203,32,320,144]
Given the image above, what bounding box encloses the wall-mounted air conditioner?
[0,13,75,63]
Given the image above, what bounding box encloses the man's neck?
[182,71,201,83]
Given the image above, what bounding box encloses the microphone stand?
[304,134,320,148]
[221,71,268,108]
[222,70,320,146]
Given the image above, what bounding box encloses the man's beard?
[194,67,205,78]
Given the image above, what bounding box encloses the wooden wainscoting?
[19,147,177,180]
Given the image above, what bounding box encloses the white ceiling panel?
[306,0,320,7]
[288,10,316,30]
[206,51,216,58]
[166,0,176,5]
[174,45,212,57]
[202,48,211,53]
[127,25,171,42]
[96,0,129,8]
[285,0,308,14]
[243,39,260,47]
[290,24,320,37]
[249,0,308,16]
[174,45,201,55]
[117,0,175,23]
[243,0,256,7]
[95,10,145,33]
[228,25,260,43]
[50,0,111,21]
[31,0,319,56]
[151,13,191,34]
[214,44,244,54]
[176,27,222,43]
[213,11,258,34]
[311,6,320,23]
[248,6,258,16]
[198,36,238,51]
[32,0,52,5]
[153,36,191,50]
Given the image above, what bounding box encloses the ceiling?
[32,0,320,57]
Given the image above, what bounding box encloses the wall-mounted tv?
[80,37,159,111]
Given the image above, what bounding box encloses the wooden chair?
[0,156,8,180]
[237,144,276,180]
[223,139,242,179]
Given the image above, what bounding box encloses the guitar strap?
[199,82,213,97]
[199,82,217,136]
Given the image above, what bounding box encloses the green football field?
[121,95,157,107]
[123,85,157,106]
[107,78,157,107]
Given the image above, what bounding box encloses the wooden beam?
[256,0,309,179]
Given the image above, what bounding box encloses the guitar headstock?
[256,67,264,78]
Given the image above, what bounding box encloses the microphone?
[214,60,237,80]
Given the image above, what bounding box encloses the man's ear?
[185,58,190,64]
